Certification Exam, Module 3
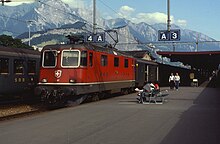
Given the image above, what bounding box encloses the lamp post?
[27,20,34,46]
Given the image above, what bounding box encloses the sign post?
[158,29,180,41]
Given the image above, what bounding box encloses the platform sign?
[158,29,180,41]
[170,29,180,41]
[86,34,94,42]
[158,30,170,41]
[85,33,105,43]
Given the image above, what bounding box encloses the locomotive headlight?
[41,78,48,83]
[69,79,75,83]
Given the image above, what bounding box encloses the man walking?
[169,73,175,89]
[174,73,180,90]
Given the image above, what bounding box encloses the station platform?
[0,86,220,144]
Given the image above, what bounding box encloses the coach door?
[148,65,158,82]
[0,58,9,94]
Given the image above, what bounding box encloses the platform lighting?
[27,20,34,46]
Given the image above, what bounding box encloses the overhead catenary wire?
[0,0,152,45]
[97,0,220,49]
[0,13,27,24]
[116,41,220,45]
[37,0,105,31]
[38,0,132,45]
[97,0,122,17]
[0,13,29,36]
[0,27,21,36]
[1,0,220,48]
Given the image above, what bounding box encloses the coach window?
[27,60,36,75]
[0,58,9,74]
[89,52,93,67]
[43,50,56,67]
[14,59,24,75]
[114,57,119,67]
[101,55,108,66]
[124,59,129,68]
[80,51,87,66]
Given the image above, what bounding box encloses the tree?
[0,35,32,49]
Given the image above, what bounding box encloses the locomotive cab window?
[28,60,36,75]
[62,50,80,67]
[0,58,9,74]
[14,59,24,75]
[43,50,57,67]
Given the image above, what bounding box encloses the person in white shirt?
[169,73,175,89]
[174,73,180,90]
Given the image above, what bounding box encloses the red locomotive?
[35,35,159,104]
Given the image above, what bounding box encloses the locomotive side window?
[43,50,57,67]
[80,51,87,66]
[114,57,119,67]
[101,55,108,66]
[62,50,79,67]
[124,59,129,68]
[14,59,24,75]
[0,58,9,74]
[89,52,93,67]
[27,60,36,74]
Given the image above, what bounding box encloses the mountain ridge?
[0,1,219,52]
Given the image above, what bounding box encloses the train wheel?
[91,93,100,102]
[121,89,129,95]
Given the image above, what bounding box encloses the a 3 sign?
[158,29,181,41]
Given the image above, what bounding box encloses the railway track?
[0,96,46,121]
[0,96,48,121]
[0,92,126,122]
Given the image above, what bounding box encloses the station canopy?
[157,51,220,71]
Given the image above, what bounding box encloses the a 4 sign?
[158,29,180,41]
[85,33,105,43]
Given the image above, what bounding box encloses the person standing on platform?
[174,73,181,90]
[169,73,175,89]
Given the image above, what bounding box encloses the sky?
[5,0,220,40]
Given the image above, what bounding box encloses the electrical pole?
[28,24,31,46]
[93,0,96,34]
[1,0,11,6]
[167,0,171,32]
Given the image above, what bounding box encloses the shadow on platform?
[160,87,220,144]
[207,72,220,88]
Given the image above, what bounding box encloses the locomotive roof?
[122,50,158,65]
[43,43,134,58]
[0,45,40,58]
[43,43,158,65]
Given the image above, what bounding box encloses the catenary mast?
[93,0,96,34]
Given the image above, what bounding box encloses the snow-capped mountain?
[0,0,219,52]
[105,18,220,51]
[0,0,85,35]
